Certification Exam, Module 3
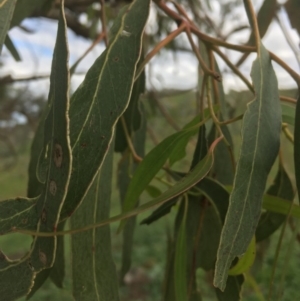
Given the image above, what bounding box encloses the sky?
[0,1,299,99]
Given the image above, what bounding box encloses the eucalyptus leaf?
[72,144,119,301]
[294,95,300,203]
[60,0,151,220]
[0,0,17,54]
[0,2,71,299]
[4,33,20,61]
[174,199,188,301]
[214,43,281,291]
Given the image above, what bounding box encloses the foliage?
[0,0,300,300]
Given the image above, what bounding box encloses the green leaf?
[120,107,217,230]
[0,0,17,54]
[174,199,188,301]
[214,43,281,291]
[294,95,300,203]
[198,177,229,224]
[262,194,300,218]
[60,0,151,220]
[10,0,51,28]
[118,110,146,283]
[215,275,244,301]
[256,164,294,242]
[4,33,21,61]
[228,237,256,275]
[71,143,119,301]
[145,185,162,198]
[0,2,71,300]
[140,196,179,225]
[281,103,295,126]
[27,106,48,198]
[26,221,66,299]
[115,60,145,152]
[208,124,234,185]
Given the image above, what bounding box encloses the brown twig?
[120,116,143,163]
[134,22,186,81]
[186,28,221,81]
[99,0,108,47]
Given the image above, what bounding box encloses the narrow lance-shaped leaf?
[119,104,147,282]
[0,0,17,54]
[214,43,281,290]
[294,95,300,202]
[60,0,151,220]
[72,143,119,301]
[4,33,21,61]
[0,2,71,300]
[174,198,188,301]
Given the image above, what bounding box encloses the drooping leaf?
[256,163,294,242]
[294,95,300,203]
[0,3,71,300]
[0,0,17,54]
[174,199,188,301]
[215,275,244,301]
[60,0,151,220]
[214,43,281,291]
[208,124,234,185]
[118,108,146,283]
[115,59,145,152]
[4,33,21,61]
[120,107,217,230]
[72,143,119,301]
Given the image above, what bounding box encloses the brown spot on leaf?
[113,57,119,62]
[41,210,47,223]
[39,251,47,266]
[49,180,57,195]
[54,144,63,168]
